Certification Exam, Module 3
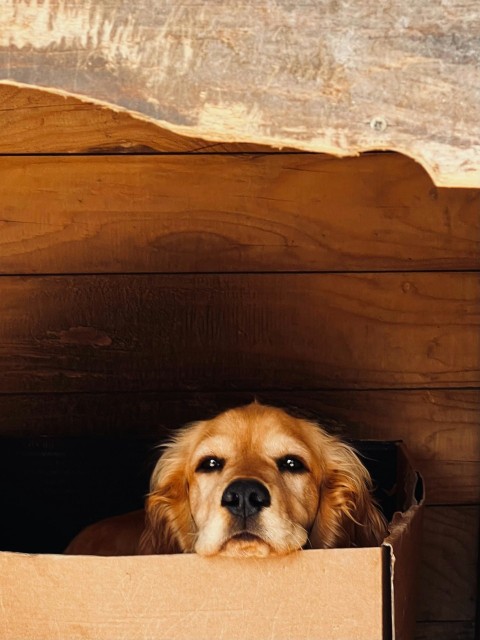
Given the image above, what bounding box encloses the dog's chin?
[219,532,273,558]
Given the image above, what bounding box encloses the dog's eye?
[196,456,225,473]
[276,455,307,473]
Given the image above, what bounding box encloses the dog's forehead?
[195,405,312,457]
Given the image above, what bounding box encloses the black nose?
[221,479,271,518]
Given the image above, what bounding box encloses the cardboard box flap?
[382,445,425,640]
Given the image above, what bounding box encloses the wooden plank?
[1,1,480,187]
[416,460,480,507]
[415,621,475,640]
[0,84,273,154]
[0,390,477,506]
[0,154,478,274]
[418,506,479,623]
[0,273,477,393]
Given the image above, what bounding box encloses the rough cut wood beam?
[1,0,479,188]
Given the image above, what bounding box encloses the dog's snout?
[221,479,271,518]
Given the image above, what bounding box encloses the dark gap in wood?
[0,385,478,397]
[0,269,478,278]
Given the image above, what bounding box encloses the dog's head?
[139,403,387,557]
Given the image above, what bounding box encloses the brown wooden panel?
[418,506,479,622]
[0,390,477,505]
[0,153,478,274]
[0,273,477,393]
[1,1,479,187]
[0,85,273,154]
[418,461,480,507]
[415,621,475,640]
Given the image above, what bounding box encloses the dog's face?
[139,403,387,557]
[188,405,322,557]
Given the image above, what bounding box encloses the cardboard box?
[0,441,423,640]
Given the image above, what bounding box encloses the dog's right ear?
[137,426,200,555]
[308,434,388,549]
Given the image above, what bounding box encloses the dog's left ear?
[309,436,388,549]
[138,427,199,555]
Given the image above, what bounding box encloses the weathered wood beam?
[1,0,479,187]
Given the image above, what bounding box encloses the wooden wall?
[0,86,479,640]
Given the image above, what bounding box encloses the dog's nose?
[221,479,271,518]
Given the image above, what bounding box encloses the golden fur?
[66,403,387,557]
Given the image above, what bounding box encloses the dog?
[65,403,387,557]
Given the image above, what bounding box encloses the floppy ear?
[309,435,388,549]
[138,426,199,555]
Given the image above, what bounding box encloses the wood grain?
[418,506,479,622]
[0,272,477,393]
[0,84,270,154]
[1,1,479,186]
[0,389,477,505]
[0,153,478,274]
[415,621,475,640]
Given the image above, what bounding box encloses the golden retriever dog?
[65,403,387,557]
